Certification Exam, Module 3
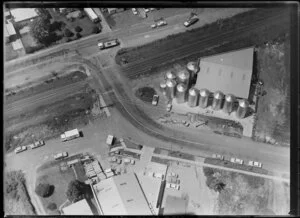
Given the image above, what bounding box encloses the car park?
[54,152,68,160]
[30,140,45,149]
[248,161,262,168]
[132,8,138,15]
[14,146,27,154]
[152,95,159,106]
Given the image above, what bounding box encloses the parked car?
[166,103,172,112]
[54,152,68,160]
[151,23,157,29]
[171,183,180,190]
[132,8,138,15]
[166,183,172,188]
[30,140,45,149]
[152,95,159,106]
[248,161,262,168]
[212,154,224,160]
[230,157,244,165]
[157,20,167,27]
[14,146,27,154]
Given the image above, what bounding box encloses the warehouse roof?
[62,199,93,215]
[195,47,254,99]
[93,173,152,215]
[164,195,187,215]
[10,8,39,22]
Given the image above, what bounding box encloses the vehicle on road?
[106,134,115,146]
[230,157,244,165]
[248,161,262,168]
[29,140,45,149]
[212,154,224,160]
[184,14,199,27]
[157,20,167,27]
[152,95,159,106]
[84,8,100,23]
[166,103,172,112]
[14,146,27,154]
[132,8,138,15]
[61,129,80,142]
[54,152,68,160]
[98,39,120,50]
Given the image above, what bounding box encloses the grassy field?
[253,37,290,146]
[202,167,275,215]
[4,170,36,215]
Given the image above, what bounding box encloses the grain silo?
[165,71,176,81]
[223,94,235,114]
[187,87,199,107]
[176,83,188,104]
[199,89,210,108]
[177,70,190,87]
[159,82,167,96]
[236,99,249,119]
[187,61,200,74]
[212,91,224,111]
[165,79,177,99]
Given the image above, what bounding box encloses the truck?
[98,39,119,50]
[61,129,80,142]
[106,134,115,146]
[84,8,100,23]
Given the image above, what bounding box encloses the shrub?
[35,183,53,197]
[75,26,82,32]
[66,180,85,203]
[47,203,57,211]
[64,28,73,37]
[76,32,81,39]
[92,26,100,34]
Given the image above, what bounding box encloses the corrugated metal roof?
[195,47,254,99]
[93,173,152,215]
[12,39,24,50]
[10,8,38,22]
[62,199,93,215]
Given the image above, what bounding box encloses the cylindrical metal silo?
[236,99,249,119]
[176,83,187,104]
[212,91,224,111]
[187,61,200,74]
[223,94,235,114]
[159,82,167,96]
[177,70,190,87]
[165,71,176,81]
[199,89,210,108]
[165,79,177,99]
[187,87,199,107]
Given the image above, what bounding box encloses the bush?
[76,32,81,39]
[35,183,53,197]
[75,26,82,32]
[64,28,73,37]
[92,26,100,34]
[47,202,57,211]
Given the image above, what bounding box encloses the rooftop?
[62,199,93,215]
[93,173,152,215]
[5,21,16,37]
[164,195,187,215]
[12,39,24,50]
[10,8,39,22]
[195,47,254,99]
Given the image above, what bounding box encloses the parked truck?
[106,134,115,146]
[84,8,100,23]
[98,39,119,50]
[61,129,80,142]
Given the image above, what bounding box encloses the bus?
[84,8,100,23]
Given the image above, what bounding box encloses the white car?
[15,146,27,154]
[171,183,180,190]
[54,152,68,160]
[212,154,224,160]
[30,140,45,149]
[144,8,150,13]
[157,20,167,27]
[152,95,159,106]
[166,103,172,112]
[151,23,157,29]
[132,8,138,15]
[248,161,262,168]
[230,158,244,165]
[166,183,172,188]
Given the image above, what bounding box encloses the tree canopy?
[29,17,52,46]
[66,180,86,203]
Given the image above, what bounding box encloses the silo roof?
[195,47,254,99]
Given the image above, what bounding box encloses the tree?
[92,26,100,34]
[35,183,53,197]
[47,202,57,211]
[64,28,74,37]
[66,180,86,203]
[75,32,81,39]
[29,17,53,46]
[35,8,52,20]
[75,26,82,32]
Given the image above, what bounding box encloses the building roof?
[12,39,24,50]
[93,173,152,215]
[195,47,254,99]
[164,195,187,215]
[10,8,39,22]
[5,21,16,37]
[62,199,93,215]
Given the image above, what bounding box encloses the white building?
[10,8,39,23]
[62,199,93,215]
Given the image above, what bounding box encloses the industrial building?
[92,173,152,215]
[62,199,94,215]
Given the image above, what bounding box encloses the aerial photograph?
[4,3,293,216]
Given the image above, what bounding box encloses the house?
[10,8,39,24]
[5,21,17,42]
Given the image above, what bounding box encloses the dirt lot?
[253,38,290,146]
[202,167,290,215]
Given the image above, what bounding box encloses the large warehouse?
[194,47,254,99]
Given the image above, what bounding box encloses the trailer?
[98,39,119,50]
[106,134,115,146]
[84,8,100,23]
[61,129,80,142]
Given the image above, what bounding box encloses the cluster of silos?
[177,70,190,87]
[186,61,200,83]
[159,81,167,96]
[212,91,224,111]
[223,94,235,114]
[199,89,210,108]
[165,79,177,99]
[236,99,249,119]
[176,83,188,104]
[187,87,199,107]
